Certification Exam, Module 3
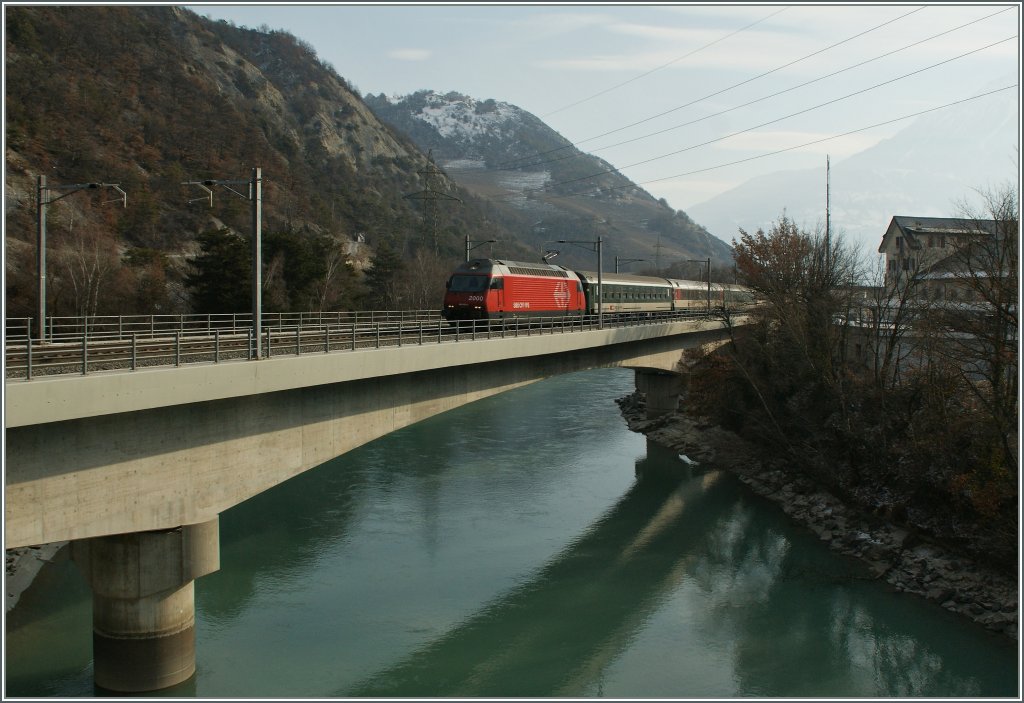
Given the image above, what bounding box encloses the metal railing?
[4,311,442,344]
[5,310,714,380]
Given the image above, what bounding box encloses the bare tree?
[54,231,120,318]
[312,237,353,312]
[935,183,1019,470]
[403,249,452,311]
[262,250,287,311]
[859,252,936,390]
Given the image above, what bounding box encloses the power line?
[537,86,1017,203]
[539,6,790,120]
[521,36,1017,198]
[540,7,1016,169]
[479,5,928,174]
[404,150,463,254]
[460,6,1011,181]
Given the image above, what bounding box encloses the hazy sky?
[188,3,1020,213]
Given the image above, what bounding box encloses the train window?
[449,275,489,292]
[489,278,504,290]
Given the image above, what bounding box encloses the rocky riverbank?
[5,542,67,613]
[617,391,1019,640]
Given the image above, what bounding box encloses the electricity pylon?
[404,150,462,254]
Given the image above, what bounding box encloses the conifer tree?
[185,228,250,313]
[362,240,406,310]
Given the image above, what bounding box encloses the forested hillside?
[5,6,734,321]
[4,5,538,318]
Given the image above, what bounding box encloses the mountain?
[364,91,733,273]
[685,85,1019,256]
[3,6,555,317]
[4,6,733,321]
[5,6,441,246]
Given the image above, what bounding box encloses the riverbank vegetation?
[688,186,1018,573]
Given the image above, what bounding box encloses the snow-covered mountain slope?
[366,90,735,267]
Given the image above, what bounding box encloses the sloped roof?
[878,215,999,253]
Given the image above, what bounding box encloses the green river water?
[4,367,1019,698]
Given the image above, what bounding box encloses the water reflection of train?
[442,258,754,322]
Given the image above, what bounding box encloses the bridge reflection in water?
[5,367,1015,697]
[345,442,731,698]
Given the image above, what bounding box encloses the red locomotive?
[443,259,586,321]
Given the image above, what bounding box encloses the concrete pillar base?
[634,369,682,418]
[93,582,196,691]
[73,518,219,693]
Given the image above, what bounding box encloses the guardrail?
[4,311,442,344]
[5,310,715,380]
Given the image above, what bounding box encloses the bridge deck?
[6,316,747,547]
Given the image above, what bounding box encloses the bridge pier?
[71,518,220,692]
[634,369,682,418]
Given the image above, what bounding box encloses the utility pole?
[558,237,603,328]
[614,257,646,273]
[687,258,712,314]
[825,155,831,262]
[35,176,126,340]
[405,150,462,254]
[184,167,263,358]
[706,257,711,313]
[465,235,498,261]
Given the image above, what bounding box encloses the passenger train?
[442,258,754,322]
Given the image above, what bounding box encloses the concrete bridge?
[4,315,742,692]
